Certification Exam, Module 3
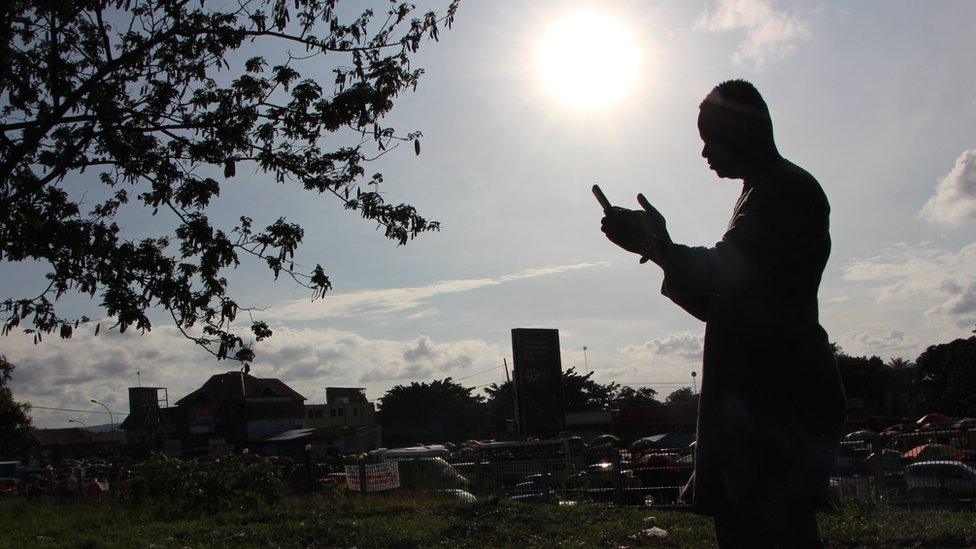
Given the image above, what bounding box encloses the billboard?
[345,462,401,492]
[511,328,565,437]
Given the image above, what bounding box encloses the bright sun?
[537,11,641,109]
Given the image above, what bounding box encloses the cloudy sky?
[4,0,976,427]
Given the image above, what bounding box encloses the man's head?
[697,80,779,179]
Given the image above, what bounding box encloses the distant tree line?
[378,332,976,446]
[835,334,976,421]
[377,367,697,447]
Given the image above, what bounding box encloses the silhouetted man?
[601,80,846,548]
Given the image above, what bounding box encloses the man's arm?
[661,279,710,322]
[657,176,816,295]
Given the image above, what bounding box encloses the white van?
[377,445,451,460]
[476,437,586,488]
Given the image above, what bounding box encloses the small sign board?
[345,462,401,492]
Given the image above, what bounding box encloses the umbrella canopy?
[629,437,661,452]
[902,443,963,462]
[844,429,881,443]
[916,413,950,427]
[953,418,976,430]
[590,434,621,449]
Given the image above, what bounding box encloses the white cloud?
[920,149,976,226]
[621,331,704,363]
[264,261,609,321]
[927,279,976,323]
[842,242,976,308]
[837,241,976,338]
[696,0,811,67]
[841,329,917,356]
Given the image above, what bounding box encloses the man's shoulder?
[761,159,827,208]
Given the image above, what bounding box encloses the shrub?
[134,453,283,514]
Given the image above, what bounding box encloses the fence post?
[358,458,368,495]
[541,457,551,503]
[612,450,623,507]
[305,444,315,495]
[870,440,884,501]
[474,454,483,494]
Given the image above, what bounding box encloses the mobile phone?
[592,184,612,212]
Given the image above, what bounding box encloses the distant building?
[119,387,175,456]
[301,387,376,429]
[612,403,698,441]
[30,428,117,461]
[565,410,613,443]
[174,372,306,456]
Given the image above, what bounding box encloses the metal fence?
[832,428,976,507]
[343,429,976,508]
[5,428,974,509]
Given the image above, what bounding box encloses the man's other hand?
[637,193,671,245]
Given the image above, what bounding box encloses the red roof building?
[613,403,698,440]
[173,372,306,456]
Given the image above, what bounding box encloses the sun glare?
[537,11,641,109]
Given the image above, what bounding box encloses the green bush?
[134,453,283,514]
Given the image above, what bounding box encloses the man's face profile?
[697,119,743,180]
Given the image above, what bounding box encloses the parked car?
[475,438,586,489]
[905,460,976,500]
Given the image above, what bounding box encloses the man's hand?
[600,193,672,264]
[636,193,672,265]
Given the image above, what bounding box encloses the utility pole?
[583,346,588,370]
[504,358,521,439]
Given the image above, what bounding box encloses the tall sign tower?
[511,328,565,438]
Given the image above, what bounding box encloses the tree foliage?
[561,367,618,412]
[664,386,698,406]
[0,0,459,362]
[833,345,918,418]
[377,378,485,447]
[612,385,660,408]
[0,356,33,461]
[914,336,976,417]
[483,379,515,438]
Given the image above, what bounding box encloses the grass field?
[1,495,975,547]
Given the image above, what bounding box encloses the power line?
[452,364,503,381]
[30,405,125,415]
[616,381,693,386]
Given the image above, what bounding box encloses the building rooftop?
[176,372,306,406]
[31,428,113,447]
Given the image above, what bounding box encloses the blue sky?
[5,0,976,427]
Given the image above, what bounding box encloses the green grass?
[1,495,974,547]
